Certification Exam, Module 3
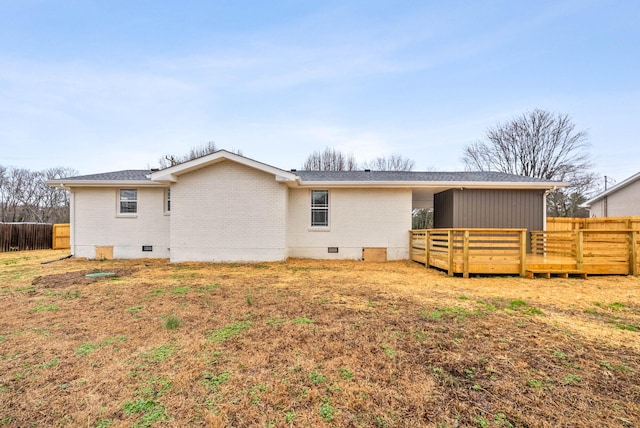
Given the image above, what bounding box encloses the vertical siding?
[434,190,454,228]
[170,160,288,262]
[287,188,412,260]
[588,199,605,217]
[453,189,544,230]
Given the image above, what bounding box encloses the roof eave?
[584,171,640,206]
[47,179,165,188]
[294,180,564,189]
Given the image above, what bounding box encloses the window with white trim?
[165,188,171,213]
[119,189,137,214]
[311,190,329,227]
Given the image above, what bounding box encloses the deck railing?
[531,229,639,275]
[410,228,527,277]
[412,228,640,277]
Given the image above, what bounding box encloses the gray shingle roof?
[64,170,152,181]
[62,169,555,184]
[294,170,553,183]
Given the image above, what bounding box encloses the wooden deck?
[410,228,640,278]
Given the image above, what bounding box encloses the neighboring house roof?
[48,149,564,190]
[584,171,640,206]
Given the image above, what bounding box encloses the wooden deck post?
[409,231,417,264]
[520,230,527,277]
[630,230,638,276]
[447,230,454,277]
[462,230,470,278]
[425,230,430,269]
[575,231,584,271]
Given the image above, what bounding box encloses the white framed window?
[118,189,137,215]
[311,190,329,227]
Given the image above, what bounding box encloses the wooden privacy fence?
[531,229,639,275]
[0,223,52,252]
[410,228,527,278]
[0,223,70,252]
[547,216,640,231]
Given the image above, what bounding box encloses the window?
[165,188,171,213]
[311,190,329,227]
[119,189,137,214]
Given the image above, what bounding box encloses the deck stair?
[524,254,587,279]
[525,269,587,279]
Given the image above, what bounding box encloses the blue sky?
[1,1,638,186]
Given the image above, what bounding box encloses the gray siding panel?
[453,189,544,230]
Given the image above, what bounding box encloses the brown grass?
[1,250,639,427]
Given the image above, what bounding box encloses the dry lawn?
[1,250,639,427]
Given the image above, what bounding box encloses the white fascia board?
[47,180,166,188]
[293,180,565,190]
[584,171,640,206]
[150,149,299,183]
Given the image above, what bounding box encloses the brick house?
[49,150,560,262]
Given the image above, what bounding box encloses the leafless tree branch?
[462,109,597,217]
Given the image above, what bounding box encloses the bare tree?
[38,167,78,223]
[412,208,433,229]
[0,167,31,222]
[462,109,598,217]
[302,147,358,171]
[362,154,415,171]
[0,166,8,222]
[158,142,244,169]
[302,148,417,172]
[159,141,218,169]
[0,166,76,223]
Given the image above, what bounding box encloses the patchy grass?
[207,320,253,342]
[0,249,639,426]
[164,315,181,330]
[30,304,59,312]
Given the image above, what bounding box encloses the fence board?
[547,216,640,231]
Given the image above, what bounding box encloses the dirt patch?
[31,268,137,287]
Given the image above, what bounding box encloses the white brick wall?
[169,160,288,262]
[287,188,412,260]
[70,164,413,262]
[71,187,170,258]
